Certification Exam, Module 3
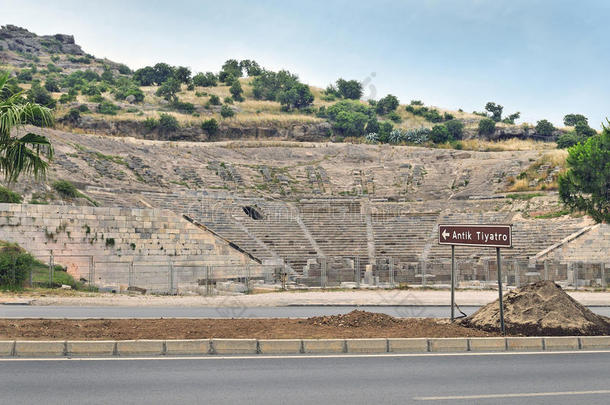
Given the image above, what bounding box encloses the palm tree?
[0,72,54,185]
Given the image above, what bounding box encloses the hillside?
[0,24,568,145]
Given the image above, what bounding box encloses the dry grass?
[506,150,568,192]
[460,138,556,152]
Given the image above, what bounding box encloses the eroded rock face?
[0,25,84,55]
[462,281,610,335]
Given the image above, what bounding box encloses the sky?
[3,0,609,128]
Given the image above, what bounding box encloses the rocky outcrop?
[69,116,332,142]
[464,124,562,142]
[0,25,84,56]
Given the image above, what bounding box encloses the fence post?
[602,263,607,290]
[514,261,520,287]
[245,263,251,294]
[169,261,175,295]
[421,261,427,287]
[389,257,394,287]
[128,261,134,287]
[544,260,549,281]
[354,257,360,288]
[88,256,93,287]
[321,258,327,288]
[48,251,54,286]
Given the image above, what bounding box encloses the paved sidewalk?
[2,289,610,307]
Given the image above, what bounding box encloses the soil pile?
[462,281,610,335]
[303,310,401,328]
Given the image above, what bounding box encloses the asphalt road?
[1,305,609,319]
[1,352,609,404]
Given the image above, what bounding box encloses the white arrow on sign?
[442,229,450,240]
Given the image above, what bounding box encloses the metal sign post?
[450,245,455,322]
[496,247,505,335]
[439,224,512,334]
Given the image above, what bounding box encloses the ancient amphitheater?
[4,127,607,293]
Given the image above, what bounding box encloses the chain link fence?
[25,251,609,294]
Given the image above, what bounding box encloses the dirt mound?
[303,310,401,328]
[462,281,610,336]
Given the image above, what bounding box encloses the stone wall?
[0,204,261,292]
[542,224,609,263]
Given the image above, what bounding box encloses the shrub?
[230,80,244,101]
[0,242,34,289]
[81,83,100,96]
[423,108,443,123]
[365,117,380,134]
[201,118,219,134]
[378,121,394,141]
[375,94,399,115]
[535,119,555,137]
[209,94,221,105]
[556,132,581,149]
[410,100,423,106]
[63,108,81,123]
[387,111,402,123]
[443,112,454,121]
[44,76,60,92]
[404,127,430,144]
[388,129,404,144]
[27,83,56,109]
[445,120,465,140]
[158,113,180,131]
[17,69,33,82]
[365,132,379,143]
[478,118,496,135]
[220,105,235,118]
[143,117,158,131]
[430,124,450,143]
[169,100,195,114]
[224,97,234,104]
[97,101,120,115]
[575,121,597,138]
[326,100,373,137]
[52,180,79,198]
[117,64,131,75]
[193,72,217,87]
[0,186,22,203]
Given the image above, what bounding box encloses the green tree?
[0,73,54,184]
[485,102,503,122]
[192,72,217,87]
[575,121,597,138]
[535,119,555,137]
[219,59,242,83]
[335,78,363,100]
[559,122,610,223]
[478,118,496,135]
[502,112,521,124]
[563,114,588,127]
[173,66,191,84]
[229,80,244,102]
[155,78,181,101]
[365,117,380,134]
[277,83,314,110]
[240,60,262,76]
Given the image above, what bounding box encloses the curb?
[1,337,609,357]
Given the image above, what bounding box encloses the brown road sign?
[438,224,512,248]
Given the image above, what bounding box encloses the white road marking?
[0,349,608,362]
[414,389,610,401]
